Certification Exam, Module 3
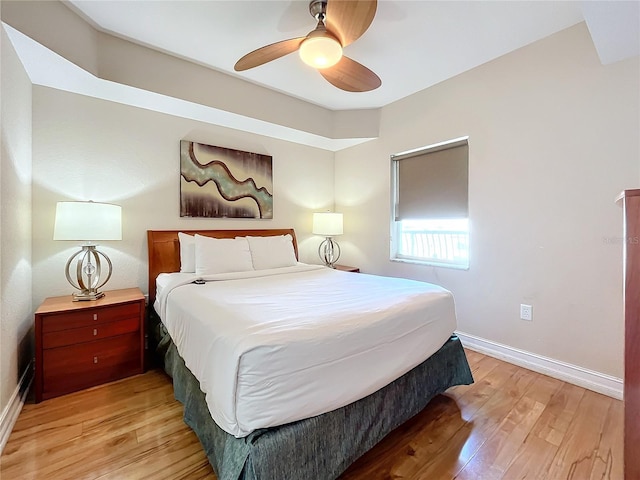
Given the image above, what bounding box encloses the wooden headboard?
[147,229,298,306]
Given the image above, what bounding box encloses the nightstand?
[334,265,360,273]
[34,287,145,402]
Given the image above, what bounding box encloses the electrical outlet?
[520,304,533,321]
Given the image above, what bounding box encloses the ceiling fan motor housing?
[309,0,328,20]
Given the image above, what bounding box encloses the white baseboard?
[0,362,33,455]
[455,331,623,400]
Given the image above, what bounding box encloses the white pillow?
[246,234,297,270]
[178,232,196,273]
[195,235,254,275]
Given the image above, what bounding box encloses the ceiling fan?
[234,0,381,93]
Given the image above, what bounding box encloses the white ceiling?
[64,0,598,111]
[4,1,638,150]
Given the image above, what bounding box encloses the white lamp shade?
[53,201,122,241]
[312,212,343,236]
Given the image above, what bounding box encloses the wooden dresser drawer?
[34,288,146,402]
[43,317,140,349]
[42,333,141,399]
[42,302,141,333]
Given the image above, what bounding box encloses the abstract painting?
[180,140,273,219]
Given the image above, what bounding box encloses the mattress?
[155,264,457,438]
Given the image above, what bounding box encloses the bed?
[147,228,473,480]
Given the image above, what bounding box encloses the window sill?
[390,257,469,270]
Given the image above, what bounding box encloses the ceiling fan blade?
[320,55,381,92]
[325,0,377,47]
[234,37,306,71]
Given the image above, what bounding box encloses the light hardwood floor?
[1,350,623,479]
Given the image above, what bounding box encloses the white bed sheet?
[155,265,457,438]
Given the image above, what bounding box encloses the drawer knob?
[93,328,98,336]
[93,356,98,364]
[93,314,98,321]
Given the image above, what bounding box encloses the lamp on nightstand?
[312,212,343,268]
[53,201,122,301]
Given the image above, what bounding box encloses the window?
[391,137,469,269]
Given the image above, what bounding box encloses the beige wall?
[4,15,639,420]
[31,87,335,307]
[0,26,33,416]
[335,23,640,378]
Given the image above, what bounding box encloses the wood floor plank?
[93,429,214,480]
[499,381,585,480]
[500,434,561,480]
[529,380,585,447]
[3,431,139,480]
[599,397,624,480]
[545,389,616,479]
[134,401,190,444]
[7,372,173,455]
[454,373,562,479]
[1,353,623,480]
[407,367,539,479]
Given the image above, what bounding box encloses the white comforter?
[155,264,457,438]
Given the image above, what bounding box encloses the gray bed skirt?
[157,328,473,480]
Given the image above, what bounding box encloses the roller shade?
[394,140,468,220]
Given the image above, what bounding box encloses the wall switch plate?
[520,304,533,321]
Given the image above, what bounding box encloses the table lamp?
[53,201,122,301]
[312,212,343,267]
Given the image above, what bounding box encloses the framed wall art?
[180,140,273,219]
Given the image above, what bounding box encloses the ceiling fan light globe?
[299,36,342,69]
